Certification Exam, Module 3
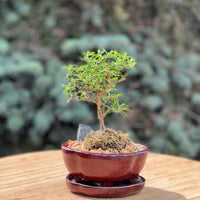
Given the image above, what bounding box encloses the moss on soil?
[70,128,146,154]
[84,128,132,150]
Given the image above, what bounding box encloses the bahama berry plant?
[63,49,136,131]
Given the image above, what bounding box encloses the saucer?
[66,174,145,197]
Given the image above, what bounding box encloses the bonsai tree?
[63,49,136,131]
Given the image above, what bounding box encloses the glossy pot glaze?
[62,142,149,184]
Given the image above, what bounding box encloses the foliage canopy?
[63,49,136,130]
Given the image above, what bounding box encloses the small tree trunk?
[99,117,106,131]
[97,93,106,131]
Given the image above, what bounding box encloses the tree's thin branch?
[104,108,110,117]
[72,83,98,92]
[104,108,123,117]
[104,96,113,102]
[70,97,95,103]
[85,91,97,103]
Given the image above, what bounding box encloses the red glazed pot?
[62,142,149,184]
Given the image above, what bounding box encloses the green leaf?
[63,49,136,120]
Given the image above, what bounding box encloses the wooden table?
[0,151,199,200]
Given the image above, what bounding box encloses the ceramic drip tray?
[66,174,145,197]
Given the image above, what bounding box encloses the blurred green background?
[0,0,200,159]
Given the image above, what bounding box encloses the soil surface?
[68,128,146,154]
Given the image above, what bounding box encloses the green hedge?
[0,40,94,156]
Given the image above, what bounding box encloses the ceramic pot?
[62,142,149,185]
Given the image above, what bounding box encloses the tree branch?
[85,91,97,103]
[104,107,124,117]
[72,83,99,92]
[70,97,95,104]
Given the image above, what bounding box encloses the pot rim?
[61,142,149,157]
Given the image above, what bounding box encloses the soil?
[68,128,146,154]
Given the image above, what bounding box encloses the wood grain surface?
[0,150,199,200]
